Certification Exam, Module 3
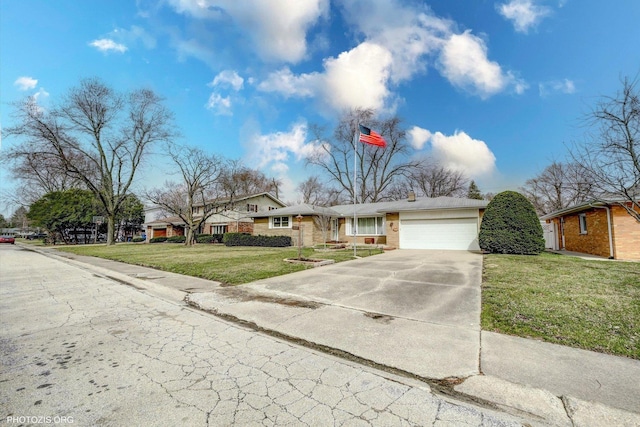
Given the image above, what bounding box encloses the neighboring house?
[145,192,286,241]
[541,199,640,260]
[252,195,488,251]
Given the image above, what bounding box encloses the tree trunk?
[184,227,196,246]
[106,215,116,245]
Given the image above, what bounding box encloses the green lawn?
[55,243,383,286]
[482,252,640,359]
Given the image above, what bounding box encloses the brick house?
[252,196,488,251]
[145,192,285,241]
[541,199,640,260]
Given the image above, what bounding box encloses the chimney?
[407,191,416,202]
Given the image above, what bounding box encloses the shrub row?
[196,233,224,244]
[223,232,292,247]
[166,235,186,243]
[149,236,167,243]
[132,237,145,243]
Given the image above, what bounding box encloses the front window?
[347,217,385,235]
[247,204,258,212]
[271,216,291,228]
[211,224,227,234]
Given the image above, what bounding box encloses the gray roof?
[540,197,631,220]
[253,197,488,218]
[252,203,340,218]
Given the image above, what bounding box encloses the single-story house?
[145,192,286,241]
[541,198,640,260]
[252,195,489,251]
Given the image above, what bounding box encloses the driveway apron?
[188,249,483,379]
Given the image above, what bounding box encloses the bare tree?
[520,161,594,215]
[145,146,227,246]
[306,108,417,203]
[296,176,345,206]
[571,76,640,221]
[409,159,469,198]
[217,160,281,198]
[4,77,175,244]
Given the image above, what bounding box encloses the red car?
[0,235,16,244]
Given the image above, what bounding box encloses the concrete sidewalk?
[29,245,640,426]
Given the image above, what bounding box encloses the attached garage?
[399,209,481,250]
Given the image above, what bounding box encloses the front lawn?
[56,243,383,286]
[482,252,640,359]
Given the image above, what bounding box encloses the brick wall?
[385,213,399,249]
[561,208,610,258]
[228,221,254,234]
[612,205,640,260]
[252,217,295,245]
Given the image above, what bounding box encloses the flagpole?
[353,125,358,257]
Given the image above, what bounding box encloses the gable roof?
[253,196,488,218]
[193,192,285,208]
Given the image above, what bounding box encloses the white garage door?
[399,217,480,250]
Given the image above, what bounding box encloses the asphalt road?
[0,245,525,426]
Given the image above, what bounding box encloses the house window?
[211,224,227,234]
[347,217,385,235]
[247,204,258,212]
[579,213,587,234]
[271,216,291,228]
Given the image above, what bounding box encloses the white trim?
[270,216,292,229]
[346,216,385,236]
[578,213,588,234]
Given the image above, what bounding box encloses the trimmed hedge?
[223,232,292,247]
[149,237,167,243]
[166,235,186,243]
[196,233,224,244]
[479,191,545,255]
[132,237,145,243]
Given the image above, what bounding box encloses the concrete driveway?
[189,250,483,379]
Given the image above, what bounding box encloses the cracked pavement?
[0,245,529,426]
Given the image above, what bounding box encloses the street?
[0,245,523,426]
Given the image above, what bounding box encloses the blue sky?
[1,0,639,214]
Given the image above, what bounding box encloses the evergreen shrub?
[479,191,545,255]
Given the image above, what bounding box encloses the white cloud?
[539,78,576,97]
[438,31,525,99]
[430,130,496,176]
[89,38,128,53]
[258,42,393,113]
[321,42,393,112]
[258,67,318,98]
[246,122,328,171]
[257,1,523,114]
[205,93,232,115]
[497,0,551,33]
[168,0,329,63]
[412,127,497,176]
[338,1,449,84]
[111,25,157,49]
[210,70,244,91]
[33,87,50,102]
[408,126,432,150]
[14,76,38,91]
